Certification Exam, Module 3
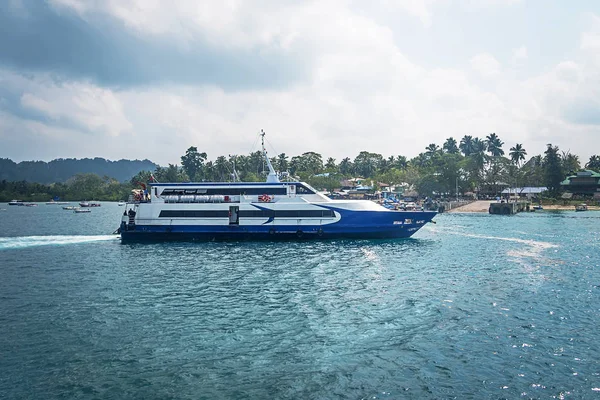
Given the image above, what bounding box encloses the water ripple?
[1,207,600,398]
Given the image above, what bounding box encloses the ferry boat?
[118,132,436,242]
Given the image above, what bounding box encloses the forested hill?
[0,158,159,184]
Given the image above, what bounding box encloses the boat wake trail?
[0,235,117,250]
[433,227,559,271]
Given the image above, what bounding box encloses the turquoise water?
[1,204,599,399]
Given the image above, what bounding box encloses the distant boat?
[24,203,37,207]
[8,200,24,206]
[63,206,77,210]
[80,201,101,207]
[46,200,69,205]
[118,201,126,206]
[74,208,91,213]
[575,203,588,212]
[532,205,543,210]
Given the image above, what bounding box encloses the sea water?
[1,204,599,399]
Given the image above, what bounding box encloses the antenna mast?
[261,129,280,183]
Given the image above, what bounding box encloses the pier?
[488,201,530,215]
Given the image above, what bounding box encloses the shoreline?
[447,200,600,213]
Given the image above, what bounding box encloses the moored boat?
[118,131,437,242]
[575,203,588,212]
[63,206,77,210]
[46,199,69,205]
[80,201,101,207]
[8,200,24,206]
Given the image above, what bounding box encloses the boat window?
[239,209,334,218]
[295,184,316,195]
[157,187,287,196]
[159,209,335,218]
[159,210,229,218]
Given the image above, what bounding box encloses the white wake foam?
[0,235,117,250]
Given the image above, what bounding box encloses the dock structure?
[489,201,530,215]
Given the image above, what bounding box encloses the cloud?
[0,1,307,89]
[0,1,599,167]
[581,32,600,50]
[470,53,501,78]
[511,46,528,66]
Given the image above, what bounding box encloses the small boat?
[74,208,91,213]
[63,206,77,210]
[8,200,24,206]
[118,201,126,206]
[575,203,588,212]
[80,201,101,207]
[532,205,543,210]
[24,203,38,207]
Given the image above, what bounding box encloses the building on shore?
[501,187,547,200]
[560,170,600,198]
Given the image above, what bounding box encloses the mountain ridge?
[0,157,159,184]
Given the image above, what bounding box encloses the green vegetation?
[0,174,132,202]
[138,136,599,200]
[1,135,599,202]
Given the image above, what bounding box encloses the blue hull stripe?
[120,210,436,242]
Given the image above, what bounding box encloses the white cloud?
[581,32,600,50]
[1,1,599,166]
[470,53,501,78]
[0,70,132,140]
[511,46,528,66]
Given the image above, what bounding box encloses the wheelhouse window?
[295,184,316,194]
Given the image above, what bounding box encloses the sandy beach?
[448,200,599,212]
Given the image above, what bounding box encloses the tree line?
[2,133,599,202]
[132,134,600,199]
[0,174,133,202]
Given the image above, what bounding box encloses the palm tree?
[586,155,600,171]
[459,135,475,156]
[509,144,527,167]
[425,143,440,157]
[472,138,487,154]
[443,137,459,154]
[561,151,580,174]
[485,133,505,157]
[276,153,289,172]
[339,157,353,176]
[214,156,229,181]
[393,155,407,170]
[325,157,337,172]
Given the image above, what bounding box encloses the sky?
[1,0,599,166]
